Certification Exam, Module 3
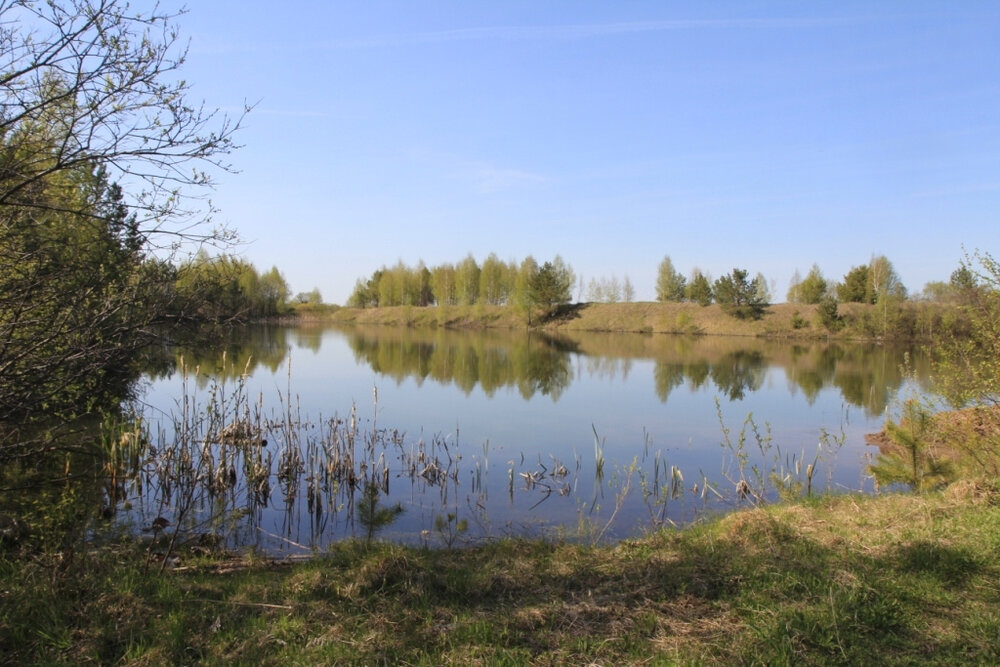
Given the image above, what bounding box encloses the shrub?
[818,297,842,331]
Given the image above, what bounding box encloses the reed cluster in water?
[99,354,850,562]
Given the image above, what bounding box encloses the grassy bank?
[324,300,955,341]
[3,483,999,664]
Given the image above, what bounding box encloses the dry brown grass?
[327,301,847,338]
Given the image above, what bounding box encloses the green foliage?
[348,270,382,308]
[839,264,871,303]
[797,264,828,304]
[351,253,575,325]
[513,255,539,317]
[817,296,843,331]
[433,512,469,548]
[0,0,240,437]
[790,311,808,329]
[430,263,458,306]
[869,399,954,492]
[655,255,686,302]
[351,254,525,309]
[173,252,290,321]
[840,256,906,304]
[868,254,907,302]
[685,269,714,306]
[935,250,1000,407]
[0,162,151,423]
[479,252,512,305]
[951,264,978,293]
[529,259,573,317]
[713,268,768,320]
[921,280,955,302]
[455,254,481,306]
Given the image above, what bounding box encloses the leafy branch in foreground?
[935,250,1000,408]
[0,0,245,451]
[929,249,1000,476]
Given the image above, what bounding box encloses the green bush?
[817,297,842,331]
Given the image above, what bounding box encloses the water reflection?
[151,324,931,418]
[556,332,926,416]
[340,327,928,417]
[126,324,938,552]
[144,325,294,385]
[340,327,576,401]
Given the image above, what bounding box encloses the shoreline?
[278,300,957,343]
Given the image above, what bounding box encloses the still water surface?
[136,324,932,553]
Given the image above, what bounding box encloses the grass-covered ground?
[325,300,953,341]
[3,480,999,665]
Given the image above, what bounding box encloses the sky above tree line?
[172,1,999,304]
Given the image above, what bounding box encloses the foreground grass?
[3,483,1000,664]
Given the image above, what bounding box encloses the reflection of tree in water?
[654,363,685,402]
[514,338,573,401]
[345,329,574,401]
[833,348,894,417]
[585,357,634,381]
[645,336,926,408]
[710,350,767,401]
[147,325,931,414]
[142,325,290,384]
[831,345,919,417]
[293,326,324,353]
[656,352,767,403]
[785,344,841,404]
[683,360,710,392]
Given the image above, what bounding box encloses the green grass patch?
[4,484,1000,664]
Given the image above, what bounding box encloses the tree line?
[654,252,986,326]
[348,253,576,319]
[348,251,982,325]
[655,257,773,319]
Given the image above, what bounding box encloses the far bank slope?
[326,301,944,340]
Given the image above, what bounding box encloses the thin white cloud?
[406,150,546,194]
[470,163,546,194]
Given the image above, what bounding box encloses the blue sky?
[173,1,1000,303]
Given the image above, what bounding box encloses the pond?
[127,324,933,554]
